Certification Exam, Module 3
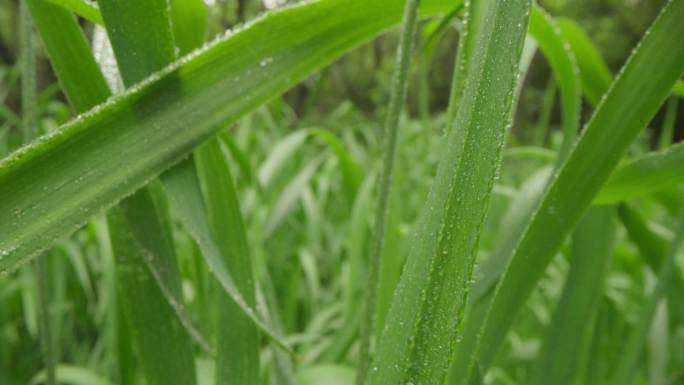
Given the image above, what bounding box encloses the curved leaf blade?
[0,0,456,274]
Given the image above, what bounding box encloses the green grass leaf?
[195,140,260,385]
[556,18,613,106]
[532,206,615,385]
[472,0,684,376]
[47,0,103,25]
[160,160,293,354]
[0,0,457,274]
[107,192,197,385]
[595,141,684,204]
[94,0,201,383]
[356,0,421,382]
[25,0,110,111]
[368,0,531,383]
[528,6,581,163]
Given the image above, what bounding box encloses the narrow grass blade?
[264,157,325,237]
[356,1,420,383]
[368,0,531,384]
[118,184,213,355]
[558,19,684,105]
[532,206,615,385]
[609,200,684,385]
[473,0,684,375]
[161,160,293,354]
[107,198,196,385]
[309,129,363,201]
[20,0,36,142]
[0,0,459,273]
[20,3,55,384]
[34,255,56,385]
[170,0,207,56]
[445,0,485,128]
[674,80,684,98]
[24,0,109,113]
[529,6,580,163]
[556,18,612,106]
[595,141,684,204]
[46,0,103,25]
[657,96,678,149]
[194,140,260,385]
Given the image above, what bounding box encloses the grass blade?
[161,160,293,354]
[20,3,55,384]
[368,0,531,383]
[25,0,110,112]
[47,0,103,25]
[96,0,175,86]
[95,0,202,382]
[528,6,580,163]
[107,193,197,385]
[473,0,684,375]
[0,0,458,274]
[532,206,615,385]
[170,0,262,381]
[556,18,612,106]
[356,0,420,382]
[657,96,678,149]
[170,0,207,56]
[194,140,260,385]
[595,141,684,204]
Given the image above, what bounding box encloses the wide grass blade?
[367,0,531,384]
[0,0,457,275]
[472,0,684,376]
